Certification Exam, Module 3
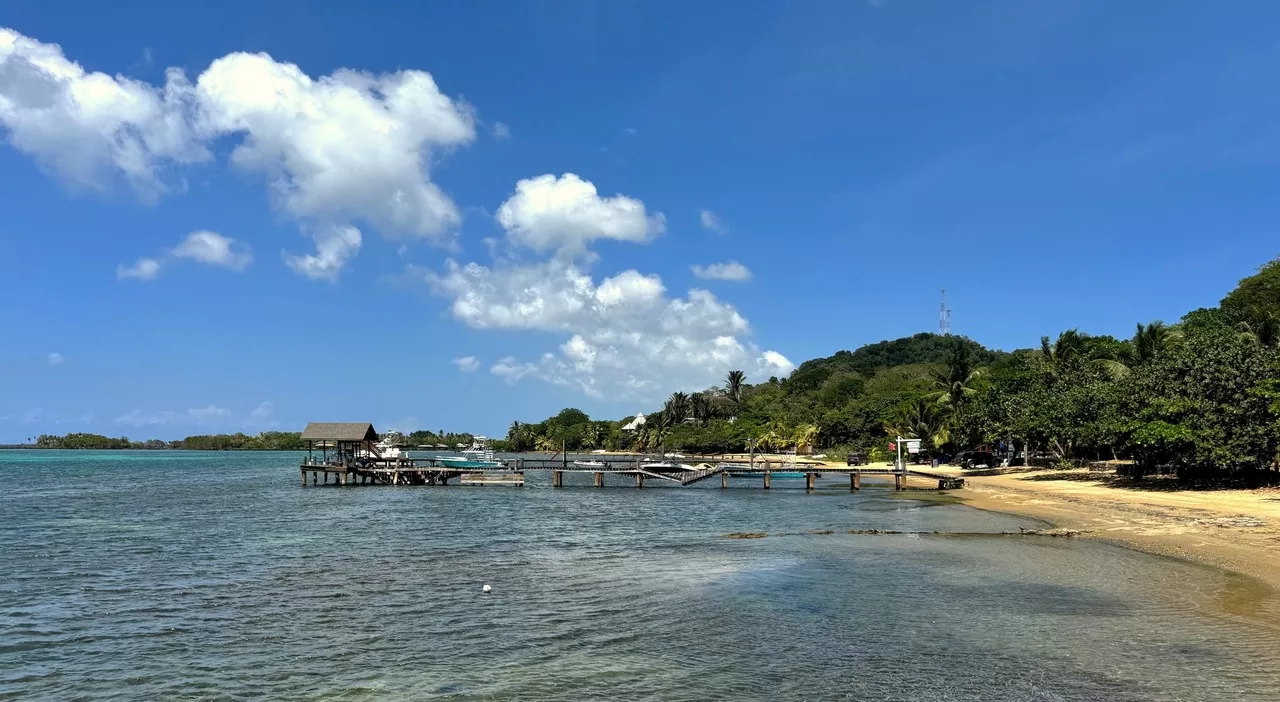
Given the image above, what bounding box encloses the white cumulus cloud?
[496,173,665,257]
[452,356,480,372]
[283,224,362,281]
[118,230,252,280]
[193,51,475,267]
[426,259,789,400]
[0,27,477,279]
[171,230,252,270]
[0,28,207,198]
[691,261,751,281]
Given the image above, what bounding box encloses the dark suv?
[955,451,1000,469]
[846,452,868,466]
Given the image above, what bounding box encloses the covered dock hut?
[301,422,379,466]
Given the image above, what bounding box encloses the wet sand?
[940,467,1280,591]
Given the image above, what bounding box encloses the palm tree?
[1040,328,1129,380]
[793,424,820,454]
[1132,321,1184,363]
[665,391,690,424]
[690,392,713,423]
[930,339,984,409]
[647,410,674,455]
[1237,315,1278,348]
[885,398,947,453]
[725,370,746,406]
[1040,329,1086,366]
[583,422,603,449]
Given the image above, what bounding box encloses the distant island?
[12,429,482,452]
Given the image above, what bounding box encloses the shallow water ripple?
[2,450,1279,700]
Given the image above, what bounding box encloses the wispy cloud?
[699,209,728,235]
[691,261,752,281]
[492,122,512,139]
[117,258,162,281]
[47,352,64,366]
[114,406,231,427]
[452,356,481,372]
[120,231,252,282]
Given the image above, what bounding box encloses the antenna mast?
[939,289,951,336]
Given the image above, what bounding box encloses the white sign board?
[906,439,922,454]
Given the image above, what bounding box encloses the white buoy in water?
[482,584,492,594]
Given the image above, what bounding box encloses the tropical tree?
[725,370,747,407]
[930,339,985,409]
[1041,328,1129,380]
[885,398,948,453]
[1132,321,1184,364]
[690,392,713,423]
[665,392,690,424]
[1237,315,1278,348]
[1039,329,1086,368]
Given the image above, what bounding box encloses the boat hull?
[438,458,505,469]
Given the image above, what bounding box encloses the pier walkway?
[299,456,964,491]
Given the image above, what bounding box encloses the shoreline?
[945,468,1280,593]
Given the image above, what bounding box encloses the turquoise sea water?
[2,450,1279,700]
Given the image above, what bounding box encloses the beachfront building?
[301,422,380,467]
[622,413,646,432]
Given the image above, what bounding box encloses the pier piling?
[851,473,860,491]
[722,472,728,489]
[763,472,771,489]
[594,472,604,488]
[805,472,816,491]
[894,473,904,490]
[552,470,563,488]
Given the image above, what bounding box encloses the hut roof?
[301,422,379,442]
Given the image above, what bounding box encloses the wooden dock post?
[635,473,644,488]
[594,472,604,488]
[851,472,861,491]
[301,469,306,487]
[763,471,771,490]
[552,470,563,488]
[721,471,728,489]
[894,473,904,490]
[805,472,816,491]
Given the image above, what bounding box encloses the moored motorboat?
[438,437,504,469]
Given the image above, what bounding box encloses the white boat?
[438,437,504,469]
[641,459,692,472]
[361,432,405,459]
[574,460,607,468]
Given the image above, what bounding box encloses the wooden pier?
[299,456,962,491]
[296,422,964,491]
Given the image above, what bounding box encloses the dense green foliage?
[503,257,1280,484]
[33,432,306,451]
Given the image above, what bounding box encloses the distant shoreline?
[0,446,304,451]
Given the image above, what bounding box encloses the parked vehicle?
[846,452,868,466]
[955,450,1001,469]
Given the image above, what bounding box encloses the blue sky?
[2,0,1278,441]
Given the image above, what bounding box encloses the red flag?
[888,442,896,451]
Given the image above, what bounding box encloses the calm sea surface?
[3,450,1279,701]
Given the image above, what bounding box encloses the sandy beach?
[929,467,1280,591]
